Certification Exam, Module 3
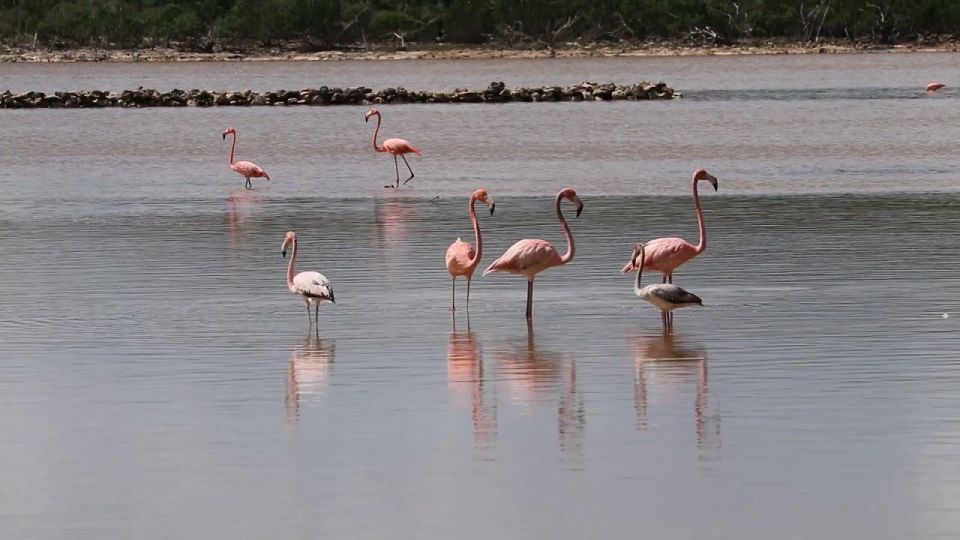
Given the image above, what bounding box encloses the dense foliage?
[1,1,959,48]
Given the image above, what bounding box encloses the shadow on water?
[447,312,497,457]
[285,328,336,427]
[632,331,720,462]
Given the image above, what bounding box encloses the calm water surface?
[2,53,960,539]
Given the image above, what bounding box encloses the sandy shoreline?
[2,41,959,63]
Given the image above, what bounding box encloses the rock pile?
[0,81,679,108]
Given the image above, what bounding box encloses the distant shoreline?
[2,40,959,63]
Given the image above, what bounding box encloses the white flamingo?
[631,243,702,331]
[281,231,335,326]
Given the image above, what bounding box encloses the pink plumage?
[483,188,583,319]
[620,169,718,282]
[926,82,946,92]
[222,127,270,189]
[445,189,495,310]
[365,109,422,188]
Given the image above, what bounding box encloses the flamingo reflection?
[496,320,585,462]
[285,329,336,426]
[632,332,720,461]
[226,190,260,247]
[373,199,412,247]
[447,313,497,452]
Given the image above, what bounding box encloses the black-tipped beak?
[282,249,287,258]
[575,203,583,218]
[712,180,719,191]
[222,133,226,140]
[365,116,369,122]
[489,201,496,216]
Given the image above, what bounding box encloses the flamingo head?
[472,189,495,216]
[559,188,583,217]
[694,169,718,191]
[364,109,380,122]
[281,231,296,258]
[222,127,236,140]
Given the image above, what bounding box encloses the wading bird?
[620,169,718,283]
[222,127,270,189]
[927,82,946,93]
[364,108,422,188]
[483,188,583,319]
[281,231,335,327]
[630,243,702,331]
[445,189,496,311]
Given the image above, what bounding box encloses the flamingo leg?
[466,278,471,309]
[315,304,319,327]
[393,155,401,188]
[662,273,667,284]
[401,154,415,185]
[526,280,534,319]
[304,302,311,326]
[245,177,252,189]
[451,278,456,311]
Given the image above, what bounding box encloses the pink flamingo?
[364,108,422,188]
[926,82,946,93]
[281,231,336,327]
[620,169,718,283]
[483,188,583,319]
[222,127,270,189]
[445,189,496,311]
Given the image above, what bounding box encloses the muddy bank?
[0,81,679,109]
[2,40,959,63]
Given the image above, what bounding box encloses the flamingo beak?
[282,248,287,258]
[489,200,496,216]
[222,132,226,140]
[575,198,583,218]
[707,174,718,191]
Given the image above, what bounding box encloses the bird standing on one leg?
[483,188,583,320]
[364,108,422,188]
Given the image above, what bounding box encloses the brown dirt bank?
[2,39,959,63]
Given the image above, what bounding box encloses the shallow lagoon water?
[2,53,960,539]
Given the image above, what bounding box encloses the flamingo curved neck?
[693,176,707,253]
[556,195,575,264]
[228,132,237,165]
[467,197,482,270]
[370,114,385,152]
[286,238,298,292]
[634,256,645,296]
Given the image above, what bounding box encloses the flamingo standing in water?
[281,231,336,327]
[364,108,422,188]
[483,188,583,319]
[630,243,703,331]
[445,189,496,311]
[222,127,270,189]
[620,169,718,283]
[927,82,946,93]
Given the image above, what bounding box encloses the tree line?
[0,1,958,49]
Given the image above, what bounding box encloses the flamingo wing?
[483,239,559,277]
[383,138,422,156]
[233,160,270,179]
[293,271,335,303]
[445,238,477,276]
[647,284,703,306]
[620,237,697,273]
